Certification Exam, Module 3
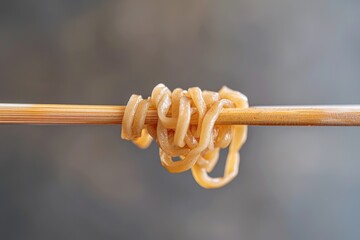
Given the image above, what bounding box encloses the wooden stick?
[0,103,360,126]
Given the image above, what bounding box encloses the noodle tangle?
[121,84,248,189]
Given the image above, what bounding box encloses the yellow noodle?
[121,84,248,189]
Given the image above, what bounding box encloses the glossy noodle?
[121,84,248,189]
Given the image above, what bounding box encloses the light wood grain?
[0,103,360,126]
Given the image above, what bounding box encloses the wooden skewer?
[0,103,360,126]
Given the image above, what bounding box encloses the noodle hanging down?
[121,84,248,189]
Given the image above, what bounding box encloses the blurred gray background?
[1,0,360,239]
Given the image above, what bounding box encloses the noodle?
[121,84,248,189]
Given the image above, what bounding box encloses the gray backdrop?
[1,1,360,239]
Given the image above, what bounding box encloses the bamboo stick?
[0,103,360,126]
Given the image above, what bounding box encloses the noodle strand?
[121,84,248,189]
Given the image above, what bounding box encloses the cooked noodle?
[121,84,248,189]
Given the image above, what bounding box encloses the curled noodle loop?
[121,84,248,189]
